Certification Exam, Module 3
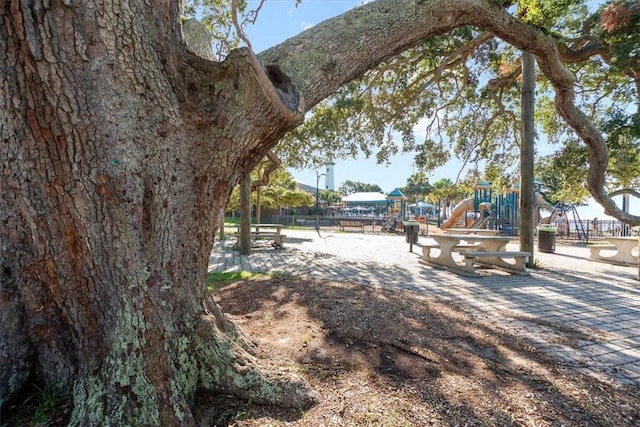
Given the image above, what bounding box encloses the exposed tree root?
[194,314,321,410]
[65,311,318,426]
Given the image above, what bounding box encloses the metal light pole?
[316,171,325,234]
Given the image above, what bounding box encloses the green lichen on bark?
[192,323,319,409]
[70,356,161,426]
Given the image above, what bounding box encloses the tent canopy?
[342,192,389,205]
[410,201,436,215]
[411,201,435,209]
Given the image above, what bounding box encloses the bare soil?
[4,276,639,426]
[198,276,640,426]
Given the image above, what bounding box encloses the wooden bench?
[463,250,530,275]
[339,220,364,232]
[232,232,287,249]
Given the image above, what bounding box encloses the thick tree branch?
[251,151,282,190]
[258,0,638,225]
[183,19,304,127]
[609,188,640,199]
[557,39,611,63]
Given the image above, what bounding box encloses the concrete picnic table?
[589,236,639,266]
[441,228,498,236]
[420,234,529,276]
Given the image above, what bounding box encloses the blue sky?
[243,0,636,220]
[245,0,439,194]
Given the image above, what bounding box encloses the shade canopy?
[342,192,389,205]
[413,201,435,209]
[386,188,407,200]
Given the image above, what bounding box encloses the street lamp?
[315,171,325,233]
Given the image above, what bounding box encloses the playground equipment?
[545,203,588,239]
[440,180,494,230]
[441,198,492,229]
[441,198,474,229]
[440,179,556,236]
[535,193,555,224]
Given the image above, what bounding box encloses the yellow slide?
[441,198,475,229]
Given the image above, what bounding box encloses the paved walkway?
[209,229,640,387]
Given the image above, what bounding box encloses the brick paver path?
[210,229,640,386]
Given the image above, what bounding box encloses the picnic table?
[233,224,286,249]
[588,236,639,266]
[441,228,498,236]
[419,233,530,276]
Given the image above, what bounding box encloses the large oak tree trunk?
[1,2,312,425]
[2,0,638,424]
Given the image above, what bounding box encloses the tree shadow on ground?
[201,277,640,426]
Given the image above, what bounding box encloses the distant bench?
[339,220,364,232]
[232,224,286,249]
[232,232,286,249]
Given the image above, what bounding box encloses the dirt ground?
[198,276,640,426]
[4,276,639,426]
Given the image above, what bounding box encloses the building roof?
[386,188,407,200]
[342,192,389,204]
[296,181,318,194]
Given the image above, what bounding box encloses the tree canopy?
[337,180,384,196]
[261,0,639,220]
[191,0,639,221]
[226,167,314,212]
[400,172,434,202]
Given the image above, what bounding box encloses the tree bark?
[240,175,252,255]
[520,51,536,266]
[256,186,262,225]
[2,0,639,424]
[1,2,312,424]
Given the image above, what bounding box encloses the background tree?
[427,178,467,217]
[481,164,515,192]
[535,140,592,204]
[536,111,640,205]
[3,0,640,424]
[337,180,384,195]
[226,168,314,215]
[400,172,434,202]
[320,189,342,207]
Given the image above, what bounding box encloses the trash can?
[404,221,419,244]
[537,225,557,253]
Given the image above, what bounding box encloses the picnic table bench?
[419,234,530,276]
[588,236,638,266]
[339,220,364,232]
[442,228,498,236]
[233,224,286,249]
[462,250,531,276]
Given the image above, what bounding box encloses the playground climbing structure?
[440,180,556,237]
